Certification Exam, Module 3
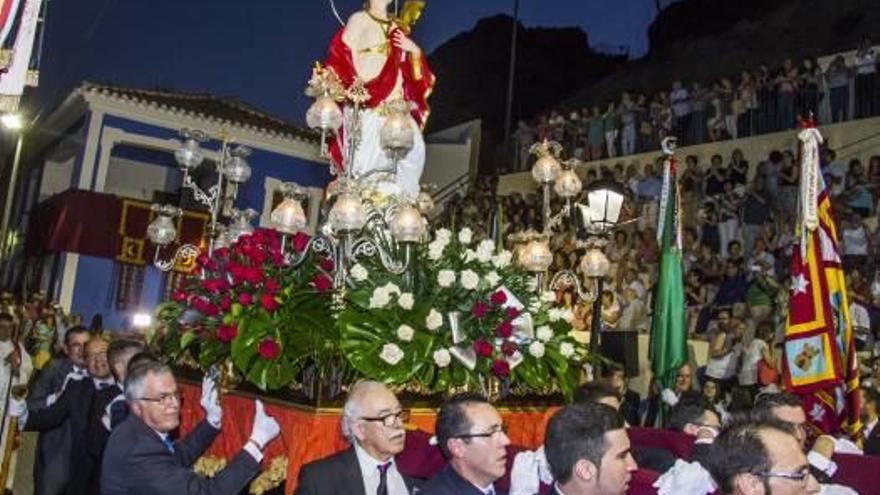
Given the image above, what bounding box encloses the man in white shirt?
[296,380,420,495]
[0,312,32,491]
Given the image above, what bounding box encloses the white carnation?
[458,227,473,245]
[559,342,575,358]
[461,249,477,263]
[426,309,443,330]
[433,348,451,368]
[379,343,405,365]
[396,324,415,342]
[369,287,391,309]
[398,292,414,310]
[350,263,368,282]
[476,240,495,263]
[528,341,546,359]
[437,270,456,288]
[492,250,513,269]
[536,325,554,342]
[485,271,501,288]
[559,309,573,323]
[540,291,557,303]
[548,308,573,323]
[460,269,480,290]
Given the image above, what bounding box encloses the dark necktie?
[110,400,128,428]
[377,462,391,495]
[161,436,175,454]
[98,382,110,390]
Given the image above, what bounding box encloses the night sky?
[32,0,673,124]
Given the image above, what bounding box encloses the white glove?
[248,400,279,449]
[661,388,679,407]
[833,437,863,455]
[7,397,26,419]
[45,392,59,407]
[654,459,716,495]
[200,375,222,429]
[60,370,86,392]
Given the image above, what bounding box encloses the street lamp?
[0,113,25,283]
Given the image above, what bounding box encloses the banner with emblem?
[783,125,860,438]
[0,0,41,113]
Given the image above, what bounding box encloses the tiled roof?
[81,82,317,142]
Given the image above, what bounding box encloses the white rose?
[492,250,513,269]
[426,309,443,330]
[540,291,557,303]
[428,241,445,261]
[369,287,391,309]
[382,283,401,295]
[433,348,451,368]
[528,341,546,359]
[559,342,575,358]
[435,228,452,243]
[438,270,456,288]
[548,308,562,322]
[458,227,473,245]
[461,249,476,263]
[398,292,414,310]
[350,263,369,282]
[536,325,554,342]
[460,269,480,290]
[396,324,415,342]
[560,309,573,323]
[485,271,501,288]
[476,240,495,263]
[379,343,405,365]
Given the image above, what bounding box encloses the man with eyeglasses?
[703,420,820,495]
[295,380,420,495]
[99,360,280,494]
[421,393,511,495]
[8,335,115,494]
[543,402,637,495]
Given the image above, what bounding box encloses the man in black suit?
[543,402,637,495]
[420,393,511,495]
[295,380,421,495]
[99,359,280,495]
[602,366,641,427]
[860,387,880,455]
[25,325,90,495]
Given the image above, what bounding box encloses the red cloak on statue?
[323,26,435,171]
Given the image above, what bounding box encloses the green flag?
[649,158,687,391]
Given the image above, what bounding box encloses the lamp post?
[0,113,24,283]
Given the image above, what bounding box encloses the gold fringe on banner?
[0,95,19,114]
[25,69,38,87]
[0,49,11,70]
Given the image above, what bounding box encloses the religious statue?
[316,0,434,199]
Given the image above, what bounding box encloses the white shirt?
[354,442,409,495]
[738,339,767,386]
[865,418,878,439]
[850,302,871,331]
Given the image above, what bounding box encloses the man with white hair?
[295,380,421,494]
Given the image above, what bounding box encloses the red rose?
[260,293,278,312]
[200,278,228,294]
[220,295,232,311]
[196,253,215,270]
[501,341,518,356]
[201,303,219,317]
[238,292,253,306]
[491,359,510,378]
[292,232,310,252]
[214,247,229,260]
[505,307,521,320]
[319,257,335,272]
[249,249,268,265]
[496,321,513,338]
[271,252,284,266]
[171,290,187,303]
[473,338,493,358]
[472,301,489,319]
[258,338,281,360]
[217,324,237,343]
[264,279,280,293]
[490,290,508,305]
[312,274,332,292]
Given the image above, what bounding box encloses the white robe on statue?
[0,340,32,490]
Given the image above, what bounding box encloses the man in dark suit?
[295,380,421,495]
[861,387,880,455]
[25,325,90,495]
[543,402,637,495]
[602,366,641,427]
[10,336,115,495]
[420,393,511,495]
[99,359,279,495]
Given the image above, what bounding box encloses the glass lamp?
[580,248,610,279]
[224,146,252,184]
[175,130,206,171]
[227,209,257,242]
[554,168,583,199]
[306,95,343,133]
[518,239,553,273]
[389,203,425,243]
[147,205,181,246]
[270,184,307,234]
[578,180,626,233]
[531,155,561,185]
[380,112,415,161]
[328,191,367,233]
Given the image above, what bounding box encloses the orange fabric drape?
[178,383,558,493]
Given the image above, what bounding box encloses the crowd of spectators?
[509,39,879,173]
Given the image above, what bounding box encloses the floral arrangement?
[155,228,338,391]
[337,227,584,398]
[156,225,585,398]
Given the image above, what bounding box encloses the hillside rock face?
[426,15,626,134]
